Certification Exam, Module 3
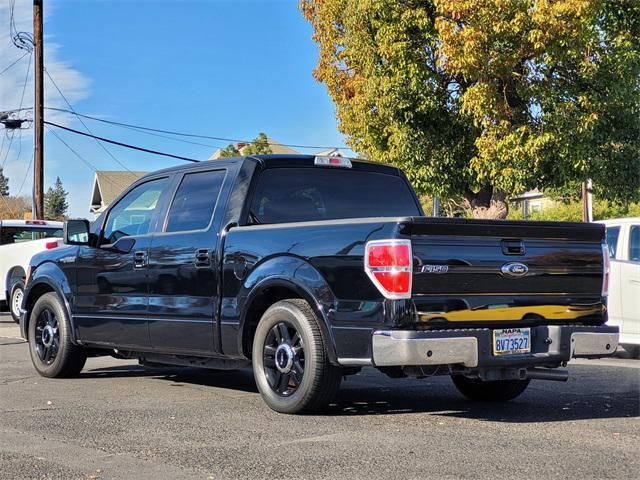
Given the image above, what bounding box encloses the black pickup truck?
[20,155,618,413]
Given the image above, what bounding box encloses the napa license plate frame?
[492,327,531,356]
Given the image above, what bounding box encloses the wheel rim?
[262,321,304,396]
[34,308,59,365]
[11,287,23,317]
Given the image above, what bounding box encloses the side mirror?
[64,219,91,245]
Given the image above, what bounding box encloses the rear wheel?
[28,292,87,378]
[9,280,24,323]
[252,299,341,414]
[452,375,530,402]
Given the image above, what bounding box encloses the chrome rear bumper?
[372,325,619,368]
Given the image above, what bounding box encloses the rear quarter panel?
[220,218,412,360]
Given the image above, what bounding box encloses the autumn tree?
[0,167,9,196]
[219,132,273,158]
[44,176,69,220]
[301,0,640,218]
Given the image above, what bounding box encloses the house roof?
[90,171,148,213]
[511,188,545,201]
[209,137,299,160]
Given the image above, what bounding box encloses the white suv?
[0,220,63,322]
[599,217,640,356]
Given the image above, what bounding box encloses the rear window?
[165,170,226,232]
[0,227,63,245]
[249,167,420,225]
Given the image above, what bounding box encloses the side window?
[630,226,640,262]
[101,177,169,245]
[605,226,621,259]
[165,170,225,233]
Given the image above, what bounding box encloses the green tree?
[0,167,9,196]
[44,176,68,220]
[301,0,640,218]
[219,132,273,158]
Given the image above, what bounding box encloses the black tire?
[252,299,341,414]
[28,292,86,378]
[9,280,25,323]
[452,375,530,402]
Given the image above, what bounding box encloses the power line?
[44,67,133,173]
[16,151,34,198]
[0,51,28,76]
[2,52,32,169]
[45,121,201,163]
[2,129,22,171]
[43,107,344,150]
[45,125,145,193]
[9,0,34,52]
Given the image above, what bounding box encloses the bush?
[508,200,640,222]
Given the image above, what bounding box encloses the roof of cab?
[140,154,401,178]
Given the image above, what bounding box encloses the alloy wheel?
[34,308,60,365]
[262,321,305,396]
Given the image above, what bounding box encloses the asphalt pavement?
[1,313,638,480]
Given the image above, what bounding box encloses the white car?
[0,220,63,322]
[599,217,640,355]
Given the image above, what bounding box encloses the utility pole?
[33,0,44,219]
[582,180,593,222]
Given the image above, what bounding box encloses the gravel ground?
[1,314,638,480]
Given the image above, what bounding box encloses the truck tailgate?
[407,218,605,325]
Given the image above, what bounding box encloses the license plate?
[493,328,531,356]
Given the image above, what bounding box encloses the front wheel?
[9,280,24,323]
[452,375,530,402]
[28,292,87,378]
[252,299,341,414]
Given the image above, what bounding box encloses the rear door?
[147,168,228,354]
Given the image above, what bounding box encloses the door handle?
[133,250,147,268]
[195,248,211,267]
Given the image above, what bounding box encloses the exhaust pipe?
[526,368,569,382]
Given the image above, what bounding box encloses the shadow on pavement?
[80,364,259,393]
[79,361,639,423]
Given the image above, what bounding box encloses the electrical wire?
[43,107,344,151]
[0,51,28,76]
[2,129,22,171]
[1,51,32,171]
[45,121,201,163]
[15,151,33,198]
[9,0,34,52]
[45,125,147,193]
[44,67,133,172]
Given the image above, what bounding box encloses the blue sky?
[1,0,348,217]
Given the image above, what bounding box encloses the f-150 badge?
[420,264,449,274]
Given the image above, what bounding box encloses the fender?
[22,261,77,343]
[235,255,338,363]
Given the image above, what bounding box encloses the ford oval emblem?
[501,262,529,277]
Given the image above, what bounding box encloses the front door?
[147,168,227,354]
[74,176,171,348]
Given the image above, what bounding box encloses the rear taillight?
[602,242,610,296]
[364,239,412,299]
[45,240,58,250]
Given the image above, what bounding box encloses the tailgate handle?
[502,240,525,255]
